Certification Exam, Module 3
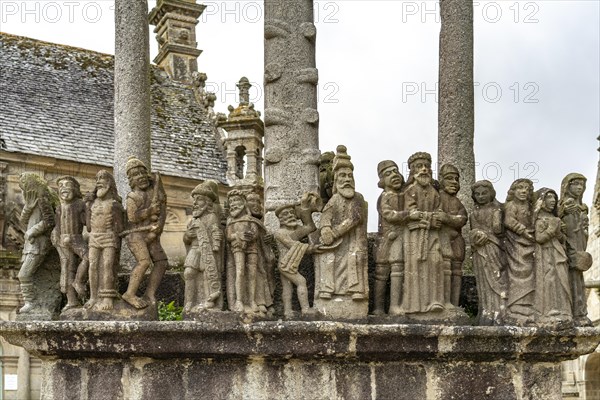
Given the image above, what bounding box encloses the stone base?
[60,299,158,321]
[313,295,368,320]
[183,310,272,324]
[370,305,471,325]
[1,321,598,400]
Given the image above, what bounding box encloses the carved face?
[246,195,263,218]
[568,179,585,198]
[442,173,460,195]
[382,166,403,191]
[514,182,531,202]
[58,180,76,202]
[278,207,299,228]
[410,159,432,187]
[335,167,355,199]
[543,192,557,212]
[96,177,110,199]
[128,166,150,190]
[228,195,246,218]
[192,194,210,217]
[473,186,492,206]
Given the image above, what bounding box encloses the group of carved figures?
[16,146,593,326]
[183,145,367,319]
[373,154,593,327]
[470,175,592,327]
[17,157,168,316]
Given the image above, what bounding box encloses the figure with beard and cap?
[400,152,447,314]
[225,190,272,314]
[85,170,125,311]
[373,160,407,316]
[438,164,467,307]
[53,176,88,311]
[559,173,592,326]
[470,180,507,325]
[274,192,322,318]
[533,188,572,325]
[183,182,223,314]
[504,179,536,325]
[121,157,167,310]
[314,145,368,318]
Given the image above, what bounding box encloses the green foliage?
[158,300,183,321]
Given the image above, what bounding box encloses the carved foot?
[122,293,149,309]
[233,301,244,312]
[96,298,114,311]
[371,308,385,316]
[19,303,34,314]
[62,303,80,312]
[575,316,593,327]
[83,298,97,309]
[301,308,317,316]
[319,292,332,299]
[388,306,403,316]
[351,293,366,301]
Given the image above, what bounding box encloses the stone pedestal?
[1,321,598,400]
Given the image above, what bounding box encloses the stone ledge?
[1,321,598,363]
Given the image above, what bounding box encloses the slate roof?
[0,33,227,184]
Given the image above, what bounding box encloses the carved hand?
[320,227,335,246]
[242,231,255,242]
[409,211,422,221]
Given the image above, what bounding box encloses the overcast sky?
[2,0,598,230]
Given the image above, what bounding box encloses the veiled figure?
[533,188,571,323]
[503,179,536,324]
[470,180,507,326]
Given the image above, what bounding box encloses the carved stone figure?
[373,160,407,315]
[52,176,88,311]
[470,180,507,326]
[122,157,168,310]
[400,152,447,314]
[533,188,572,325]
[314,145,368,319]
[17,173,61,319]
[86,170,125,311]
[226,190,272,314]
[504,179,536,325]
[438,164,467,307]
[183,182,223,314]
[319,151,335,204]
[274,192,322,318]
[559,173,593,326]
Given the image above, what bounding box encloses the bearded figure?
[314,145,368,319]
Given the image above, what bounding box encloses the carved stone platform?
[0,321,598,400]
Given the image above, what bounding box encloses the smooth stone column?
[114,0,152,199]
[263,0,321,230]
[438,0,475,214]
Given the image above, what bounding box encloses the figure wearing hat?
[401,152,447,314]
[373,160,407,315]
[559,173,593,326]
[314,145,369,317]
[183,181,224,313]
[121,156,168,310]
[52,175,88,311]
[438,164,468,307]
[274,192,322,318]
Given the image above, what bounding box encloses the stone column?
[585,135,600,283]
[263,0,321,230]
[17,347,30,400]
[438,0,475,213]
[114,0,152,199]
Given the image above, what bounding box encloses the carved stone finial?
[237,77,252,106]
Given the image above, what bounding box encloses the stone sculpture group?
[15,148,593,327]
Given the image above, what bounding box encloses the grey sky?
[2,0,598,230]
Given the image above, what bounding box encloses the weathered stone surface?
[2,321,598,400]
[438,0,476,214]
[114,0,152,200]
[264,0,320,231]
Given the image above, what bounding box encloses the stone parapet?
[1,321,599,399]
